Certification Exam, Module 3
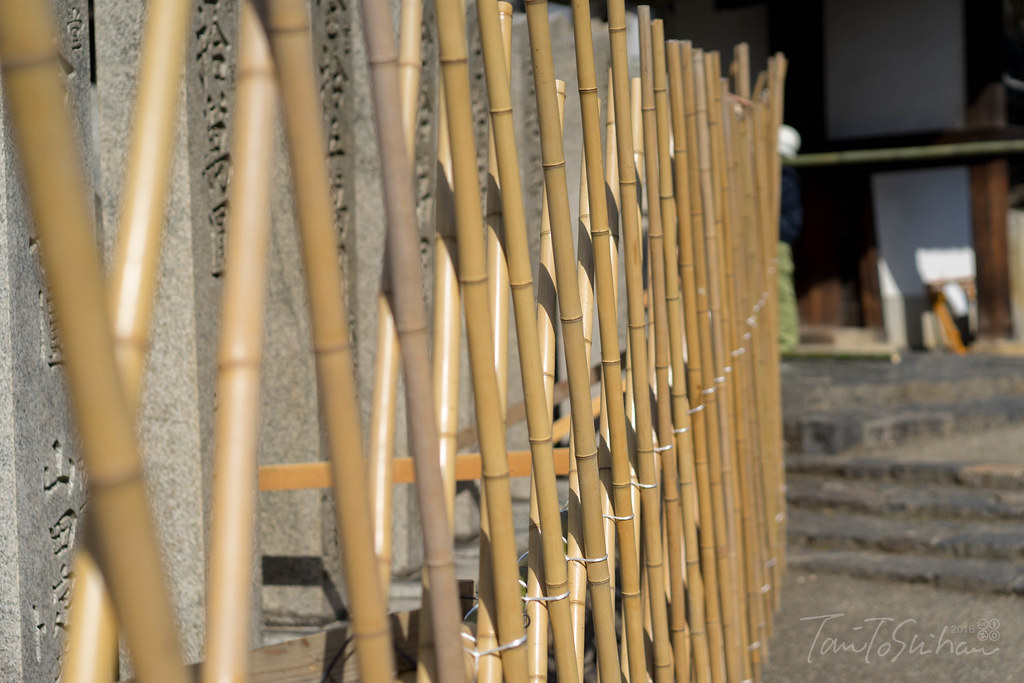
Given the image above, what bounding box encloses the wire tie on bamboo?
[765,557,777,568]
[722,367,732,375]
[702,387,716,396]
[688,404,705,414]
[518,550,530,564]
[673,426,689,434]
[732,347,746,356]
[747,316,757,327]
[603,512,635,521]
[522,589,571,604]
[761,584,771,594]
[630,481,659,490]
[775,513,785,522]
[464,604,479,621]
[461,631,529,660]
[749,642,761,651]
[654,444,673,453]
[565,552,610,563]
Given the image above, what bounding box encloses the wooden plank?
[259,448,575,492]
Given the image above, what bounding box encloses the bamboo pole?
[640,15,691,681]
[562,3,651,682]
[661,37,713,683]
[722,80,768,683]
[709,57,755,683]
[61,0,195,678]
[416,73,463,683]
[673,40,728,683]
[350,0,470,678]
[202,5,276,680]
[262,0,411,679]
[608,4,675,681]
[0,3,189,680]
[367,0,424,600]
[691,48,748,681]
[528,79,567,681]
[467,25,582,671]
[521,3,624,680]
[433,0,530,677]
[473,6,515,678]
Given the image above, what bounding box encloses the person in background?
[777,124,802,353]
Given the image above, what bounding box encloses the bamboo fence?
[0,1,788,680]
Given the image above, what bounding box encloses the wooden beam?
[259,447,576,492]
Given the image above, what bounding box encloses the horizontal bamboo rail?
[788,138,1024,166]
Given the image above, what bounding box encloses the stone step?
[783,395,1024,454]
[786,549,1024,595]
[787,508,1024,561]
[781,354,1024,413]
[785,474,1024,520]
[787,457,1024,490]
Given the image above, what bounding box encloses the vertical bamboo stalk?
[263,0,401,679]
[418,83,463,683]
[202,5,276,680]
[563,3,651,682]
[640,14,690,681]
[521,3,624,680]
[433,0,530,678]
[367,0,424,600]
[474,5,515,677]
[709,60,755,683]
[662,37,713,683]
[61,0,195,678]
[674,40,728,683]
[0,3,189,680]
[608,4,674,681]
[529,78,568,681]
[349,0,469,679]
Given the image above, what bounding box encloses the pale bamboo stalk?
[62,0,194,677]
[368,0,424,601]
[563,4,651,683]
[0,3,189,680]
[265,0,415,679]
[202,5,276,680]
[529,79,568,682]
[676,40,728,683]
[691,48,748,682]
[640,15,690,681]
[521,3,624,680]
[355,0,470,678]
[707,60,754,683]
[750,101,783,622]
[722,87,768,683]
[433,0,530,677]
[60,537,118,682]
[607,4,674,681]
[417,86,462,683]
[475,6,514,678]
[708,56,754,683]
[631,77,656,392]
[662,38,713,683]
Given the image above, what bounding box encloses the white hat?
[778,124,801,159]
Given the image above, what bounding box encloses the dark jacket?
[779,166,802,245]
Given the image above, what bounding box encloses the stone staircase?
[782,353,1024,595]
